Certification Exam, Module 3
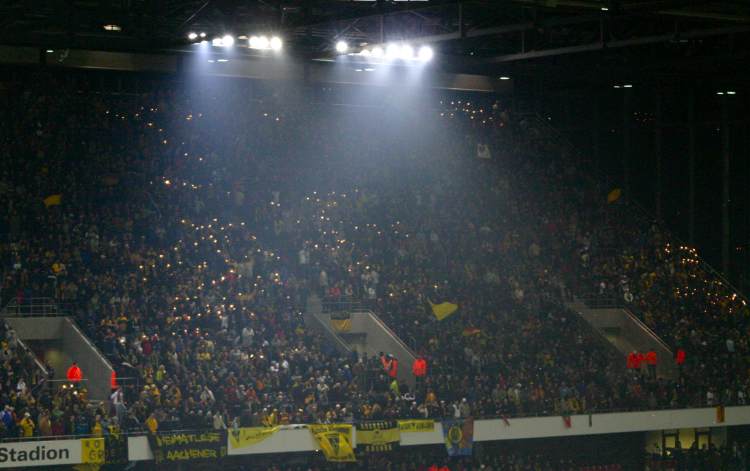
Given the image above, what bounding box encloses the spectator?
[19,412,35,437]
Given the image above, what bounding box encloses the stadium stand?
[0,68,748,449]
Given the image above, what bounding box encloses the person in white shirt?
[212,411,227,430]
[111,387,126,424]
[706,389,715,406]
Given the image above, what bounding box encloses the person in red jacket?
[645,349,658,379]
[380,353,391,372]
[675,348,686,364]
[66,362,83,383]
[626,351,639,370]
[412,357,427,377]
[675,348,686,374]
[381,353,398,378]
[388,357,399,379]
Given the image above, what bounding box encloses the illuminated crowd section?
[0,65,748,470]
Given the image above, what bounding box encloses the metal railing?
[16,335,48,378]
[321,296,362,314]
[1,297,67,317]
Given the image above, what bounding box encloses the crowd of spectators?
[0,320,48,438]
[0,67,748,441]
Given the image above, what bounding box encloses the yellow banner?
[331,318,352,332]
[81,438,105,464]
[429,301,458,321]
[398,419,435,433]
[228,426,280,450]
[308,424,356,462]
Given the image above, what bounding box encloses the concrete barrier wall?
[60,319,113,400]
[571,305,676,378]
[125,405,750,461]
[6,317,65,340]
[347,310,416,387]
[6,317,114,400]
[303,296,351,355]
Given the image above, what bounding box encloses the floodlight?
[400,44,415,60]
[386,43,400,59]
[418,46,434,62]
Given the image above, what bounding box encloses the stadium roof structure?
[1,0,748,83]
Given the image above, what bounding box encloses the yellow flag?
[229,426,280,450]
[43,194,62,208]
[607,188,622,204]
[309,424,356,462]
[429,301,459,321]
[331,318,352,332]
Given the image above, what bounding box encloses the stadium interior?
[1,0,750,470]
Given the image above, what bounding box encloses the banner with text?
[228,426,281,452]
[308,424,356,462]
[149,431,227,464]
[0,439,83,468]
[442,418,474,457]
[357,420,400,453]
[398,419,436,433]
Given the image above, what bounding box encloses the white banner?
[0,439,82,468]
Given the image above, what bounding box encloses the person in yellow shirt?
[425,389,437,406]
[107,417,121,438]
[38,410,52,436]
[262,409,277,427]
[389,378,400,396]
[20,412,35,437]
[92,415,104,436]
